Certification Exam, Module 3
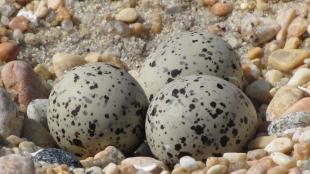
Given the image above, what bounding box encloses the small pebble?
[248,47,264,60]
[203,0,218,6]
[288,68,310,87]
[284,37,301,49]
[287,16,308,38]
[179,156,199,172]
[265,137,293,154]
[52,53,86,77]
[0,42,19,62]
[267,166,288,174]
[115,8,138,23]
[48,0,64,10]
[264,69,283,86]
[247,149,268,161]
[210,2,233,16]
[248,136,276,149]
[293,142,310,160]
[9,16,29,32]
[207,164,227,174]
[271,152,296,168]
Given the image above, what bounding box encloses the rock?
[288,68,310,87]
[266,86,304,121]
[26,99,49,130]
[18,141,38,153]
[84,52,127,70]
[247,149,268,161]
[287,16,308,38]
[285,98,310,114]
[267,166,288,174]
[52,53,86,77]
[94,146,125,164]
[0,154,35,174]
[150,13,163,34]
[119,163,138,174]
[268,49,310,72]
[245,79,272,103]
[21,118,56,148]
[268,112,310,135]
[47,0,64,10]
[248,136,276,149]
[298,129,310,142]
[6,135,24,147]
[207,164,228,174]
[8,16,29,32]
[264,137,293,154]
[121,157,168,174]
[85,166,103,174]
[231,169,247,174]
[271,152,296,168]
[33,148,82,168]
[0,147,13,157]
[210,2,233,16]
[34,64,53,80]
[293,142,310,160]
[248,47,264,60]
[115,8,138,23]
[276,9,297,42]
[203,0,218,6]
[0,88,23,137]
[103,163,120,174]
[284,37,301,49]
[179,156,199,172]
[264,70,283,86]
[1,61,49,111]
[0,42,19,62]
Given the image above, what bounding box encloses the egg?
[145,75,257,165]
[138,31,243,101]
[47,63,148,158]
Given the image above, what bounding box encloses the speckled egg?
[47,63,148,158]
[145,75,257,165]
[138,31,243,101]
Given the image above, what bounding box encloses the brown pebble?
[0,42,19,62]
[203,0,218,6]
[210,2,233,16]
[9,16,29,32]
[150,13,163,34]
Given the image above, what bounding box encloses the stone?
[287,17,308,38]
[52,53,86,77]
[21,118,56,148]
[103,163,120,174]
[121,157,168,174]
[0,42,19,62]
[47,0,64,10]
[298,129,310,142]
[293,142,310,160]
[119,163,138,174]
[230,169,247,174]
[268,49,310,72]
[8,16,29,32]
[93,146,125,166]
[247,149,268,161]
[179,156,199,172]
[266,86,304,121]
[85,166,103,174]
[285,98,310,114]
[203,0,218,6]
[223,153,246,163]
[84,52,127,70]
[264,137,293,154]
[115,8,138,23]
[150,13,163,34]
[248,47,264,60]
[0,147,13,157]
[34,64,53,80]
[1,61,49,112]
[35,1,48,18]
[267,166,288,174]
[26,99,49,130]
[33,148,82,168]
[271,152,296,168]
[207,164,227,174]
[18,141,37,153]
[284,37,301,49]
[6,135,24,147]
[248,136,276,149]
[210,2,233,16]
[0,154,35,174]
[268,112,310,135]
[245,79,272,104]
[265,70,283,86]
[288,68,310,87]
[276,9,297,42]
[0,88,23,137]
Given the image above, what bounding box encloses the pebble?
[115,8,138,23]
[265,69,283,86]
[267,166,288,174]
[33,148,82,168]
[245,79,272,103]
[34,64,53,80]
[264,137,293,154]
[266,86,304,121]
[230,169,247,174]
[0,154,35,174]
[287,68,310,87]
[179,156,199,172]
[293,142,310,160]
[268,112,310,135]
[207,164,227,174]
[85,166,103,174]
[121,157,168,174]
[285,97,310,113]
[284,37,301,49]
[222,153,246,163]
[35,1,48,18]
[0,42,19,62]
[84,52,127,70]
[298,129,310,142]
[206,157,229,170]
[93,146,125,167]
[1,61,49,111]
[248,47,264,60]
[48,0,64,10]
[52,53,86,77]
[103,163,120,174]
[271,152,296,168]
[247,149,268,161]
[21,118,56,148]
[6,135,24,147]
[248,136,276,149]
[18,140,37,153]
[0,4,15,17]
[8,16,29,32]
[268,49,310,72]
[0,88,23,137]
[203,0,218,6]
[26,99,49,129]
[150,13,163,34]
[210,2,233,16]
[287,16,308,38]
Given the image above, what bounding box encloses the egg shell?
[138,31,243,101]
[47,63,148,158]
[145,75,257,165]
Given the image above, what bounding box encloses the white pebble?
[61,20,74,31]
[179,156,199,172]
[13,29,24,42]
[271,152,296,168]
[207,164,228,174]
[298,129,310,142]
[264,137,293,154]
